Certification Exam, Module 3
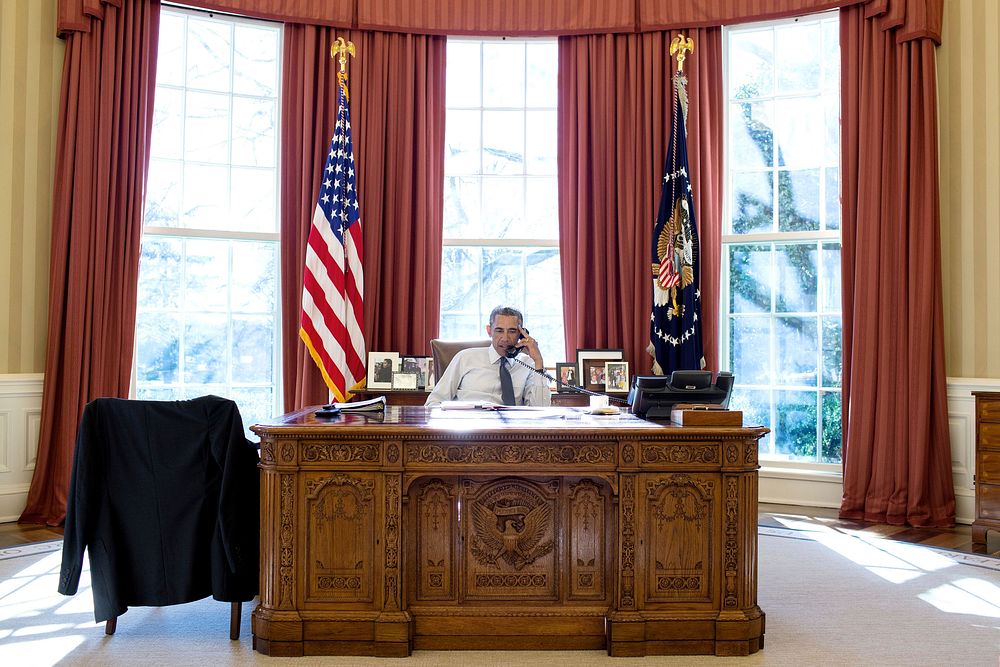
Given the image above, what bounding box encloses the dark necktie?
[499,358,515,405]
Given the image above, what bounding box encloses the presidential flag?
[300,71,366,403]
[649,69,703,375]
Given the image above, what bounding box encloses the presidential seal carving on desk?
[469,481,554,573]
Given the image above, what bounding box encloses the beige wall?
[939,0,1000,379]
[0,0,60,374]
[0,0,995,378]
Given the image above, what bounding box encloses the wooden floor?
[3,503,1000,556]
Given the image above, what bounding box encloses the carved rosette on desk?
[252,407,767,658]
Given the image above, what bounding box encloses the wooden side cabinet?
[972,391,1000,549]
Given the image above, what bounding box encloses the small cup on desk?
[589,395,609,409]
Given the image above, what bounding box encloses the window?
[134,7,282,435]
[440,39,565,365]
[722,15,842,463]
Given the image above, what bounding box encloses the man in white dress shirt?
[425,306,551,407]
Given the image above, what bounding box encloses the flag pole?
[331,37,355,97]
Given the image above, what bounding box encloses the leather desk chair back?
[430,338,491,380]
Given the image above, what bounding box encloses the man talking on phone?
[425,306,551,407]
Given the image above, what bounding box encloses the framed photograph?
[392,372,418,390]
[605,361,630,392]
[400,355,433,389]
[582,358,608,391]
[576,348,624,385]
[556,362,580,392]
[366,351,399,390]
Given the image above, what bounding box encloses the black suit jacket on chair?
[58,396,260,623]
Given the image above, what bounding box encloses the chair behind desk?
[430,338,491,380]
[58,396,259,640]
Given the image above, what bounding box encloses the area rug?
[2,528,999,666]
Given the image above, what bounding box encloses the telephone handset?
[505,328,529,358]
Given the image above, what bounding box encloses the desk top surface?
[252,405,767,438]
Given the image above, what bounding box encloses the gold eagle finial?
[669,34,695,72]
[331,37,356,74]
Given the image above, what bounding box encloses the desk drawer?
[981,422,1000,450]
[980,399,1000,423]
[979,483,1000,520]
[979,451,1000,484]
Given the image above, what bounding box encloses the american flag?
[299,73,365,402]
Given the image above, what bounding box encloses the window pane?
[775,22,820,95]
[777,169,820,232]
[445,109,481,175]
[729,387,773,454]
[482,110,524,175]
[230,167,276,233]
[231,241,277,312]
[821,391,842,463]
[185,91,230,164]
[525,109,556,175]
[774,316,818,386]
[440,246,481,314]
[821,242,841,311]
[446,42,481,107]
[182,163,229,228]
[157,14,186,87]
[183,313,228,383]
[136,313,180,384]
[233,25,278,96]
[729,29,773,99]
[481,177,524,238]
[728,244,771,313]
[821,316,842,388]
[137,238,182,311]
[151,87,183,160]
[730,316,771,382]
[443,176,481,238]
[481,247,525,306]
[729,101,773,168]
[774,390,819,460]
[232,97,276,167]
[775,243,817,312]
[825,167,841,230]
[183,239,229,310]
[187,18,232,92]
[524,177,558,238]
[774,97,823,168]
[145,159,182,228]
[232,314,274,383]
[483,42,525,107]
[731,171,773,234]
[526,43,557,107]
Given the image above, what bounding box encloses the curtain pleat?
[557,29,722,374]
[20,0,160,525]
[838,2,954,527]
[280,28,446,411]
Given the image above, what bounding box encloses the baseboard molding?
[758,376,996,525]
[0,374,43,522]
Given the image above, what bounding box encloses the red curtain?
[20,0,160,525]
[280,27,446,411]
[557,29,722,374]
[838,0,953,527]
[59,0,872,36]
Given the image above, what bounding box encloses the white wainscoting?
[759,376,1000,525]
[0,374,43,522]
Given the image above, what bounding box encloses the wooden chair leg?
[230,601,241,640]
[105,616,117,635]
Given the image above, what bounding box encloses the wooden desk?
[252,406,767,657]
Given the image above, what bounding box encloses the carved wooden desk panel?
[252,406,767,657]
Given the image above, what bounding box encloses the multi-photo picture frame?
[576,348,624,392]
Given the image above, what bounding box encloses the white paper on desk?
[439,401,548,411]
